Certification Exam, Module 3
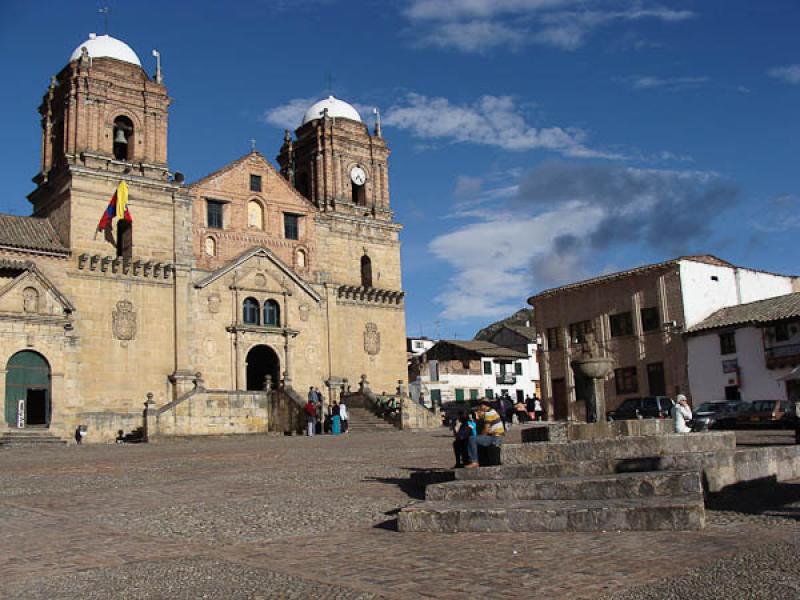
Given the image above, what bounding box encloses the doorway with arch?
[245,345,280,391]
[4,350,51,427]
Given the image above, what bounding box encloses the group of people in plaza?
[304,387,348,436]
[452,400,506,468]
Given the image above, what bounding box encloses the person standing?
[672,394,693,433]
[339,399,349,434]
[304,398,317,436]
[331,401,341,435]
[533,396,543,421]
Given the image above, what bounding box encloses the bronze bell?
[114,129,128,144]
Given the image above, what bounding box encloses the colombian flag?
[97,181,133,231]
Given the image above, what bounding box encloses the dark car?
[736,400,794,428]
[690,400,745,432]
[607,396,675,421]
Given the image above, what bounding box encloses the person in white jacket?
[672,394,693,433]
[339,400,349,434]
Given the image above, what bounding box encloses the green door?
[5,351,51,427]
[455,388,465,402]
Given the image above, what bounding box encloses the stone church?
[0,33,407,442]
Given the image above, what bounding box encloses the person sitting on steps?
[465,400,504,468]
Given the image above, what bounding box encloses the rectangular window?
[283,213,299,240]
[485,389,494,399]
[569,320,593,344]
[546,327,561,350]
[250,174,262,192]
[647,362,666,396]
[614,367,638,394]
[430,389,441,404]
[775,322,790,342]
[610,312,634,337]
[640,307,660,332]
[206,200,224,229]
[514,362,523,375]
[469,389,479,400]
[719,332,736,355]
[516,389,524,402]
[483,361,492,375]
[455,388,465,402]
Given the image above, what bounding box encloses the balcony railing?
[496,374,516,385]
[765,343,800,368]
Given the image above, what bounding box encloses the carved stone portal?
[364,322,380,356]
[112,300,137,341]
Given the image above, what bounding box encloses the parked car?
[607,396,676,421]
[735,400,794,428]
[690,400,746,432]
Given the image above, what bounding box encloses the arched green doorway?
[5,351,51,427]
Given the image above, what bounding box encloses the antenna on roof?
[326,72,335,96]
[152,49,162,84]
[98,6,110,34]
[250,138,257,152]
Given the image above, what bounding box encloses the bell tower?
[277,96,392,222]
[27,34,181,261]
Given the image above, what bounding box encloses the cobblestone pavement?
[1,428,798,599]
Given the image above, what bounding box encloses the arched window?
[361,255,373,288]
[264,299,281,327]
[352,182,367,206]
[248,200,264,229]
[23,287,40,313]
[243,297,260,325]
[204,236,216,257]
[296,248,307,269]
[113,116,134,161]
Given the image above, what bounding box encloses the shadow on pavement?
[707,480,800,521]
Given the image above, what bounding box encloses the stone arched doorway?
[246,345,280,391]
[5,351,51,427]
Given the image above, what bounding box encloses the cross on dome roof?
[69,33,142,67]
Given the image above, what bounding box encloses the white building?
[411,339,539,406]
[407,337,436,358]
[686,291,800,403]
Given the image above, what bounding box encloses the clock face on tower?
[350,165,367,186]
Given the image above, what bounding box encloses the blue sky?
[1,0,798,340]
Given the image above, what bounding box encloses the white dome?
[302,96,362,125]
[69,34,142,67]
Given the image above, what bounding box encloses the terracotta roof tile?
[0,214,68,254]
[687,292,800,333]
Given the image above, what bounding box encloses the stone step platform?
[453,454,713,481]
[343,407,398,432]
[398,495,705,533]
[0,429,67,448]
[426,470,702,502]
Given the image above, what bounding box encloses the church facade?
[0,34,407,442]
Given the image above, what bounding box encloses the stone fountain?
[571,334,615,423]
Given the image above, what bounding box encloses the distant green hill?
[473,308,535,341]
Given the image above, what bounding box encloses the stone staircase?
[0,428,67,448]
[396,434,735,533]
[345,406,399,433]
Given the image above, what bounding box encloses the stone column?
[143,392,157,442]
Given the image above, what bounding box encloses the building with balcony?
[686,291,800,403]
[409,339,538,406]
[528,255,800,421]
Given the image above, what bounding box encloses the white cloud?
[429,162,739,321]
[261,97,318,130]
[384,93,622,158]
[624,75,709,91]
[754,194,800,231]
[404,0,695,53]
[768,64,800,85]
